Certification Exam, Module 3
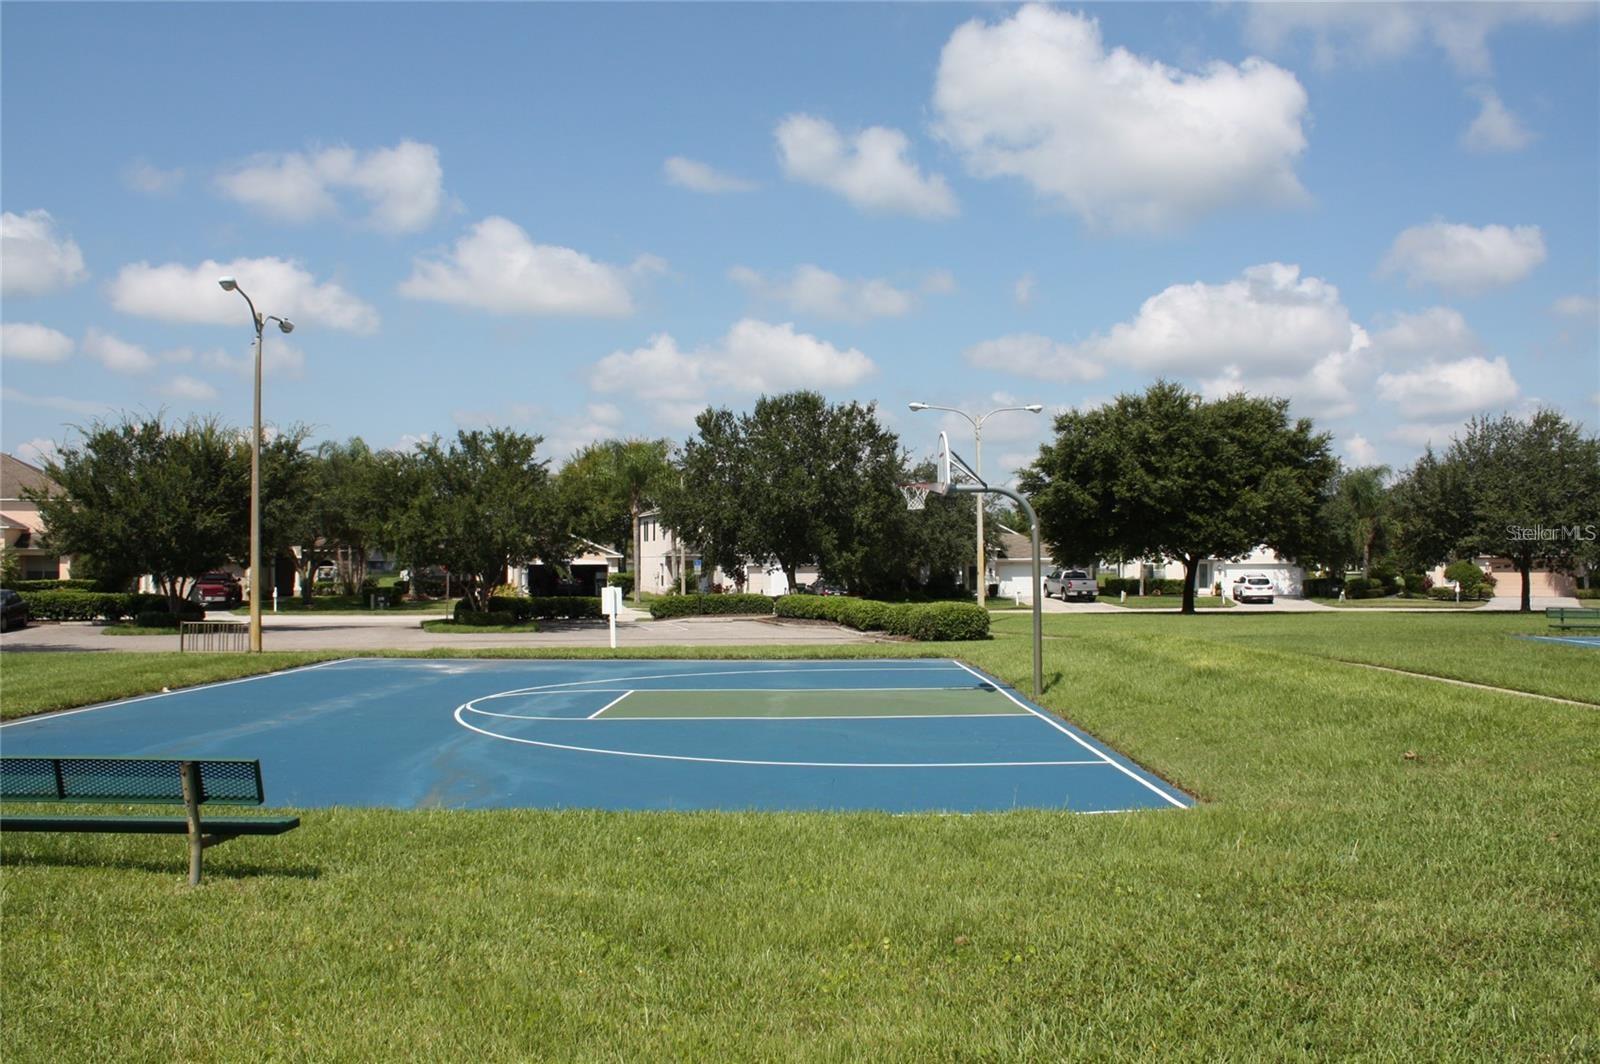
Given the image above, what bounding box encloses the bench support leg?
[180,761,203,886]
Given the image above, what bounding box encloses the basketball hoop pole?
[948,481,1044,698]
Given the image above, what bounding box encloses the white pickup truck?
[1044,568,1098,602]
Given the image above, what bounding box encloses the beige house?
[1,454,73,581]
[1426,557,1577,598]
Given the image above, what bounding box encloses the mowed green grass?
[3,614,1598,1059]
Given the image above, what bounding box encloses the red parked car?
[189,572,243,608]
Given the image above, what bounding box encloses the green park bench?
[0,756,299,885]
[1545,606,1600,631]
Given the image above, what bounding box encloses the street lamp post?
[909,401,1043,607]
[218,277,293,653]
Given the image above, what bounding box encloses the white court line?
[452,705,1105,768]
[0,657,359,729]
[483,686,988,695]
[466,708,1026,722]
[464,664,970,701]
[951,660,1189,809]
[587,691,633,719]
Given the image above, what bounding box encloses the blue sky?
[3,2,1597,484]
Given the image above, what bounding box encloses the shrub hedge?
[450,610,522,627]
[773,595,988,641]
[457,596,602,622]
[648,594,775,619]
[607,571,635,594]
[1575,586,1600,600]
[19,589,204,621]
[8,579,99,592]
[133,611,181,629]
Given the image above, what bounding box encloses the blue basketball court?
[1520,634,1600,648]
[0,658,1190,813]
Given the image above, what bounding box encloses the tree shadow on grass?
[0,847,322,881]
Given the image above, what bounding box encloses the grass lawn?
[2,614,1597,1058]
[1309,596,1487,609]
[101,624,184,636]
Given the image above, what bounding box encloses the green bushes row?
[450,610,524,627]
[648,594,775,619]
[456,596,602,622]
[7,578,100,592]
[1575,586,1600,600]
[774,595,989,641]
[607,571,635,594]
[1428,586,1495,602]
[18,589,202,622]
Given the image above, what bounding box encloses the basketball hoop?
[899,482,940,511]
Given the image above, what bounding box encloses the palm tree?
[562,439,675,603]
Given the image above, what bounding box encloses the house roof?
[0,454,58,503]
[995,527,1050,563]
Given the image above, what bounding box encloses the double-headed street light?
[908,401,1043,608]
[219,277,294,653]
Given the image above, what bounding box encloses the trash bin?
[987,582,1000,599]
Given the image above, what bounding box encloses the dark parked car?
[1,589,29,632]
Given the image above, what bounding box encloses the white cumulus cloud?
[15,437,61,468]
[1343,434,1380,466]
[973,264,1372,417]
[1380,221,1546,292]
[590,319,876,417]
[731,264,923,321]
[1552,294,1598,319]
[1377,356,1519,417]
[1369,307,1484,361]
[123,159,185,195]
[1014,273,1036,308]
[1242,3,1593,78]
[776,114,957,219]
[202,341,307,380]
[964,334,1104,383]
[216,140,447,234]
[1,210,88,296]
[400,216,645,317]
[160,375,220,402]
[0,322,74,363]
[1462,87,1534,152]
[932,5,1310,231]
[109,256,380,334]
[82,328,156,374]
[663,156,756,193]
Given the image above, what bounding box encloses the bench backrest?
[0,757,264,806]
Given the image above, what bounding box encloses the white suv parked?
[1231,574,1276,603]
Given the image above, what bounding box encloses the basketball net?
[899,482,939,511]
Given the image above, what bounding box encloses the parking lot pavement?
[0,614,884,653]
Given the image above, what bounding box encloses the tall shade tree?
[1019,381,1336,614]
[313,439,395,597]
[393,428,570,612]
[255,425,316,595]
[560,438,674,603]
[671,392,909,594]
[28,415,249,612]
[1397,411,1600,612]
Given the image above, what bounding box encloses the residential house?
[0,454,73,580]
[636,509,820,595]
[993,527,1053,600]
